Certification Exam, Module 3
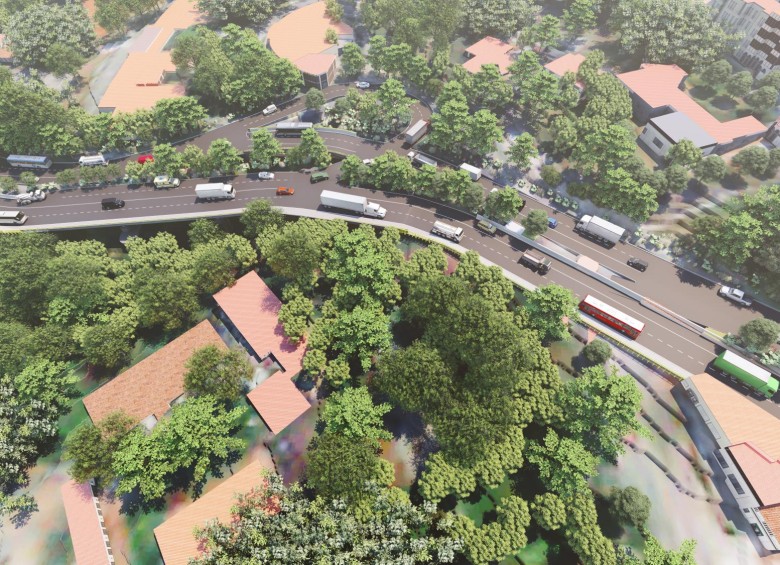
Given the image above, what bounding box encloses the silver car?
[718,285,753,307]
[355,81,371,89]
[257,172,275,180]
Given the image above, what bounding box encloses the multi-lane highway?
[1,83,773,374]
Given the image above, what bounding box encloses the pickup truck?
[718,286,753,307]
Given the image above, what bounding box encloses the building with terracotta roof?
[98,0,205,113]
[710,0,780,78]
[544,52,585,79]
[681,373,780,550]
[213,271,311,434]
[154,458,269,565]
[82,320,227,429]
[463,36,515,75]
[266,1,353,89]
[617,64,767,159]
[0,34,12,64]
[61,480,115,564]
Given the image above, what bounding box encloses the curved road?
[0,84,771,373]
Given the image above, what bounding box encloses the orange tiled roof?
[0,34,11,60]
[295,52,337,76]
[689,373,780,461]
[729,442,780,505]
[761,504,780,537]
[617,64,766,144]
[83,320,227,425]
[61,480,110,565]
[246,372,311,434]
[544,52,586,78]
[154,459,269,565]
[745,0,780,16]
[213,271,306,374]
[463,36,514,75]
[267,1,352,72]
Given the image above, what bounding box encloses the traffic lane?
[515,198,776,331]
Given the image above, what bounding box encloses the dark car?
[101,197,125,210]
[476,219,497,235]
[547,217,558,228]
[627,257,648,272]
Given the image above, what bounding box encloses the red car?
[276,187,294,196]
[137,154,154,164]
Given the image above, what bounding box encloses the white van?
[78,154,107,167]
[431,221,463,243]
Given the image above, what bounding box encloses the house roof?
[61,480,110,565]
[154,459,269,565]
[617,64,767,145]
[83,320,226,425]
[689,374,780,461]
[544,52,585,78]
[745,0,780,16]
[246,372,311,434]
[0,34,12,60]
[650,112,717,147]
[728,442,780,506]
[463,36,514,75]
[760,504,780,537]
[213,271,306,374]
[295,52,337,76]
[267,1,352,72]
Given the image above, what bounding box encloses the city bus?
[0,211,29,225]
[578,294,645,339]
[6,155,52,170]
[274,122,313,137]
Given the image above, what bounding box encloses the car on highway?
[17,190,47,205]
[718,286,753,307]
[276,186,294,196]
[153,175,180,189]
[363,158,374,165]
[627,257,648,272]
[137,154,154,164]
[101,197,125,210]
[355,81,371,89]
[262,104,278,115]
[475,219,497,235]
[310,172,329,183]
[257,172,275,180]
[547,217,558,228]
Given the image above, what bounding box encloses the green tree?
[595,168,658,223]
[701,59,731,85]
[305,432,394,503]
[151,143,185,178]
[558,365,643,461]
[521,14,561,50]
[0,232,57,324]
[278,286,313,343]
[663,163,689,194]
[726,71,753,99]
[325,0,343,21]
[42,43,85,77]
[667,139,702,167]
[747,86,779,114]
[759,70,780,90]
[305,87,325,110]
[454,251,515,310]
[322,387,391,446]
[738,318,780,353]
[572,124,636,174]
[286,128,332,169]
[459,63,514,113]
[62,412,135,486]
[188,218,226,247]
[531,492,567,531]
[206,138,243,175]
[484,186,525,223]
[732,145,770,177]
[78,307,138,368]
[461,0,538,37]
[610,0,736,70]
[540,164,562,187]
[524,284,579,342]
[94,0,133,35]
[241,198,284,240]
[184,345,252,402]
[195,0,283,24]
[466,109,503,158]
[563,490,617,565]
[609,486,651,528]
[527,429,598,496]
[134,268,199,332]
[191,475,461,564]
[581,339,612,366]
[399,244,448,289]
[694,154,727,183]
[113,396,246,500]
[508,132,537,170]
[153,97,207,141]
[341,41,366,77]
[249,128,283,167]
[522,209,550,239]
[564,0,597,35]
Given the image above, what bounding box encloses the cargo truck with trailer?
[404,120,429,145]
[574,215,626,246]
[713,350,779,399]
[320,190,386,218]
[195,183,235,201]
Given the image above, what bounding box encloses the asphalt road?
[0,83,769,374]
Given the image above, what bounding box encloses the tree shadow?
[710,96,737,111]
[674,267,717,289]
[721,172,748,190]
[594,491,626,540]
[689,85,716,100]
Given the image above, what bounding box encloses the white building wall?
[639,123,674,159]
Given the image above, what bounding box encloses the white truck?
[460,163,482,181]
[407,151,437,168]
[404,120,429,145]
[320,190,386,218]
[195,183,235,201]
[431,220,463,242]
[575,215,626,246]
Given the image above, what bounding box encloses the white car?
[17,190,46,205]
[362,158,374,165]
[153,175,180,189]
[355,81,371,89]
[257,172,275,180]
[718,286,754,307]
[262,104,278,115]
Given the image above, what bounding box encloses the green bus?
[713,350,779,399]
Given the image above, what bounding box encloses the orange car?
[276,186,294,196]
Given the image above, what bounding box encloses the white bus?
[0,211,29,225]
[7,155,52,169]
[274,122,313,137]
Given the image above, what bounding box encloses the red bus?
[578,295,645,339]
